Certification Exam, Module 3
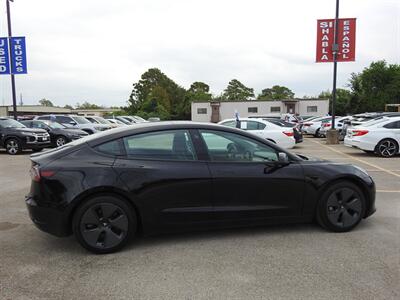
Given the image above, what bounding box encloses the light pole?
[6,0,17,120]
[327,0,340,144]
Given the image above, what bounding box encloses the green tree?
[63,104,73,110]
[177,82,213,119]
[75,101,103,109]
[39,98,54,107]
[128,68,186,119]
[257,85,295,100]
[222,79,254,100]
[348,60,400,112]
[318,89,352,115]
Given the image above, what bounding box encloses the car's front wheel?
[55,135,67,147]
[72,195,136,254]
[5,138,21,155]
[316,181,365,232]
[375,139,398,157]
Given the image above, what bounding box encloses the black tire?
[316,181,365,232]
[5,138,22,155]
[72,195,136,254]
[55,135,68,147]
[314,129,321,138]
[375,139,399,158]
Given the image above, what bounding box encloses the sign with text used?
[0,38,10,75]
[316,18,356,63]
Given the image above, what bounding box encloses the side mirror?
[278,152,289,163]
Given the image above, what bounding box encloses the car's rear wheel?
[375,139,398,157]
[314,129,321,138]
[5,138,21,155]
[72,195,136,254]
[316,181,365,232]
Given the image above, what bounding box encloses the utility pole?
[6,0,17,120]
[326,0,340,144]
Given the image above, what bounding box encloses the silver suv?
[35,115,110,134]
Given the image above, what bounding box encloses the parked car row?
[218,117,301,149]
[301,112,400,157]
[0,114,148,154]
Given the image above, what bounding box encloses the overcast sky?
[0,0,399,107]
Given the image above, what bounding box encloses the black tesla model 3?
[26,122,376,253]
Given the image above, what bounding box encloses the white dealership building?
[191,99,329,123]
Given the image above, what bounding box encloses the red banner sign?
[316,18,356,62]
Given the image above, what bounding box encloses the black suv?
[21,120,88,147]
[0,117,51,155]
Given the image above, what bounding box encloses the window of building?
[123,130,196,161]
[197,108,207,114]
[270,106,281,113]
[248,107,258,113]
[307,106,318,113]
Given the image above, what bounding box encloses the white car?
[319,116,352,136]
[218,118,296,149]
[344,117,400,157]
[302,116,333,137]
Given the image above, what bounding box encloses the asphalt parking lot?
[0,137,399,300]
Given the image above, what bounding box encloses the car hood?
[62,128,89,135]
[8,127,47,134]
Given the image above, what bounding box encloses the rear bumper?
[25,195,71,237]
[344,137,376,151]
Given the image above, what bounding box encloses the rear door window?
[123,130,197,161]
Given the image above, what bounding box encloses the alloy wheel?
[378,140,397,157]
[326,187,362,228]
[56,137,67,147]
[80,203,129,249]
[6,140,19,155]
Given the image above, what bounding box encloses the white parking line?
[307,139,400,178]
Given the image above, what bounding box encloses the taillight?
[352,129,369,136]
[30,165,55,182]
[30,165,41,182]
[283,131,294,137]
[323,123,331,128]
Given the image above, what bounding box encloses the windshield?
[0,119,26,128]
[94,117,109,124]
[72,116,91,124]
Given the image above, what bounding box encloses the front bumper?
[25,195,71,237]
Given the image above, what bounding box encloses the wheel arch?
[67,186,144,236]
[3,135,22,147]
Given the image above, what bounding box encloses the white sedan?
[344,117,400,157]
[218,118,296,149]
[302,116,332,137]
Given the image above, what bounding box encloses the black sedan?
[21,120,88,147]
[26,122,376,253]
